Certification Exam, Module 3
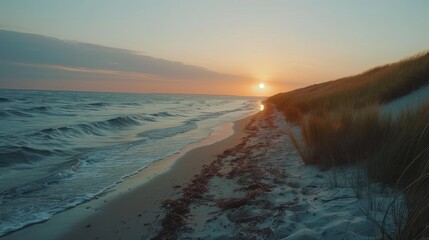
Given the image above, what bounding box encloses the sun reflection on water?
[259,104,265,111]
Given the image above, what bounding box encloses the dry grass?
[267,51,429,239]
[268,51,429,122]
[299,105,386,168]
[368,105,429,186]
[374,105,429,239]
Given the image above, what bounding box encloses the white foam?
[0,93,257,236]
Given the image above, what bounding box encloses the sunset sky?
[1,0,429,96]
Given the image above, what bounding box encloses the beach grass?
[268,51,429,122]
[267,51,429,239]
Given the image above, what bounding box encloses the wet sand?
[1,114,255,240]
[2,108,403,240]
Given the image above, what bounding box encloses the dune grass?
[298,105,386,168]
[267,51,429,239]
[373,104,429,239]
[269,51,429,122]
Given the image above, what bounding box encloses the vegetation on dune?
[267,51,429,239]
[269,51,429,122]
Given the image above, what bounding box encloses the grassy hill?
[268,52,429,122]
[267,51,429,239]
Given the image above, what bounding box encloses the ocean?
[0,89,260,236]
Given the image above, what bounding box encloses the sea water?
[0,89,260,236]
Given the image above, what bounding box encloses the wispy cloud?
[4,61,165,82]
[0,23,27,31]
[0,30,239,80]
[0,30,251,95]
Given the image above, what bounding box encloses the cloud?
[0,29,240,81]
[0,24,25,31]
[1,61,165,82]
[0,30,253,95]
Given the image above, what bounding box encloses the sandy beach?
[3,3,429,239]
[1,110,254,240]
[151,106,403,240]
[2,106,405,240]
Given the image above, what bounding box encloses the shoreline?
[1,113,256,240]
[2,107,405,239]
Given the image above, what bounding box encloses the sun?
[258,83,265,89]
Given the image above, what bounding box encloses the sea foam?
[0,89,259,236]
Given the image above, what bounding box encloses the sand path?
[161,106,404,240]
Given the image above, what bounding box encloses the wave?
[190,107,247,122]
[3,109,33,118]
[0,145,54,167]
[2,106,52,118]
[0,97,11,102]
[150,111,175,117]
[138,106,253,140]
[76,116,142,134]
[26,106,52,113]
[138,120,197,139]
[0,91,259,237]
[39,126,84,139]
[0,159,80,198]
[66,102,111,110]
[121,102,141,106]
[141,116,157,122]
[87,102,110,107]
[101,115,140,128]
[34,116,142,140]
[29,113,164,142]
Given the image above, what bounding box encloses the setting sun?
[259,83,265,89]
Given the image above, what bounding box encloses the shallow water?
[0,89,260,236]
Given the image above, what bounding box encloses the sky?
[1,0,429,96]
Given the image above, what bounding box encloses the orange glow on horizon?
[7,61,294,96]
